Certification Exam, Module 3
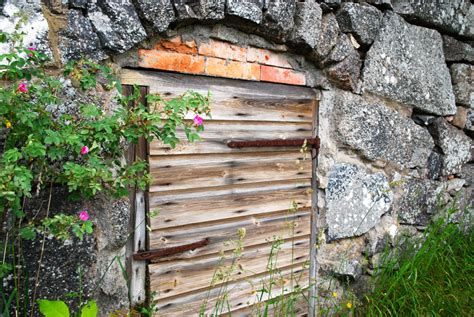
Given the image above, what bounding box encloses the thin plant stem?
[30,181,53,317]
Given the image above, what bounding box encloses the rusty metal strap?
[227,137,320,149]
[133,238,210,261]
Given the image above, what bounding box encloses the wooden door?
[121,69,317,316]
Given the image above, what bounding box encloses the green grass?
[359,210,474,316]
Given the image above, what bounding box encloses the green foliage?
[38,300,70,317]
[0,27,210,316]
[359,208,473,316]
[38,299,98,317]
[80,300,98,317]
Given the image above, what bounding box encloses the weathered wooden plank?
[231,293,309,317]
[150,121,313,155]
[149,211,311,260]
[149,151,309,169]
[154,266,310,316]
[120,68,317,100]
[150,184,312,229]
[149,238,310,300]
[150,154,312,192]
[149,97,314,123]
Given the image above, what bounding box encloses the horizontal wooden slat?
[121,68,317,100]
[150,182,312,229]
[149,98,314,123]
[150,121,313,155]
[231,293,309,317]
[149,211,311,260]
[154,266,310,316]
[150,153,311,192]
[149,151,310,169]
[150,238,310,300]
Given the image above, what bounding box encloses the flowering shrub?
[0,29,210,315]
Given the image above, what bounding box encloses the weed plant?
[360,205,473,316]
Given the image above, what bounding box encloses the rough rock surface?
[135,0,175,32]
[443,35,474,63]
[59,10,107,63]
[0,0,52,58]
[290,1,322,49]
[450,63,474,108]
[88,0,147,53]
[392,0,473,39]
[172,0,225,21]
[69,0,88,9]
[261,0,295,40]
[363,12,456,116]
[326,163,393,240]
[429,118,472,175]
[226,0,263,24]
[318,236,366,279]
[326,46,361,91]
[336,2,383,46]
[333,91,434,168]
[312,13,340,62]
[395,179,447,225]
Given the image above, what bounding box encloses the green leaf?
[20,226,36,240]
[80,300,98,317]
[37,299,70,317]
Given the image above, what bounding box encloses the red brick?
[260,65,306,86]
[205,57,260,80]
[199,39,247,62]
[247,47,292,68]
[243,63,261,81]
[154,36,197,54]
[138,49,205,74]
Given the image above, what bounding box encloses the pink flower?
[79,211,89,221]
[193,114,203,126]
[80,146,89,155]
[18,82,28,93]
[27,47,36,57]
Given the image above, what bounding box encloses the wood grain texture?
[150,181,312,229]
[154,266,310,316]
[122,70,317,316]
[149,211,311,260]
[150,154,311,192]
[150,238,310,300]
[120,69,316,100]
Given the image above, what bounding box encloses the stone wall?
[1,0,473,315]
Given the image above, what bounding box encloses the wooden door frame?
[122,70,320,316]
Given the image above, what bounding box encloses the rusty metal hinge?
[133,238,210,261]
[226,137,320,149]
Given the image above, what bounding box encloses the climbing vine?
[0,29,210,315]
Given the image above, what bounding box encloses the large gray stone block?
[226,0,263,24]
[88,0,147,53]
[363,12,456,116]
[59,10,107,63]
[326,163,393,240]
[336,2,383,46]
[392,0,473,39]
[443,35,474,63]
[333,91,434,168]
[172,0,225,21]
[429,118,472,176]
[450,63,474,108]
[135,0,175,33]
[262,0,296,40]
[0,0,53,58]
[326,45,361,91]
[395,179,447,225]
[290,1,322,49]
[312,13,340,62]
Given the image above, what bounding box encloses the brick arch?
[137,35,307,86]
